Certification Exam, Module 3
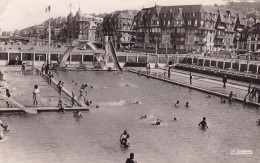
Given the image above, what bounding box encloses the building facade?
[132,5,247,54]
[103,11,135,50]
[66,8,103,42]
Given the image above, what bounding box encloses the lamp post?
[166,35,170,54]
[155,36,158,55]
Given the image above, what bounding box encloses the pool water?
[1,71,260,163]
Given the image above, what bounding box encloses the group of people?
[175,101,190,108]
[121,116,209,162]
[41,64,50,76]
[244,82,260,103]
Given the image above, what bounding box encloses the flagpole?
[48,6,51,65]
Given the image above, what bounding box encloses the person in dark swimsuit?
[155,119,162,125]
[198,117,208,128]
[125,153,137,163]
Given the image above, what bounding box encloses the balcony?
[171,33,185,37]
[171,40,185,44]
[215,35,226,39]
[214,42,224,47]
[195,41,207,45]
[172,24,183,27]
[196,33,207,37]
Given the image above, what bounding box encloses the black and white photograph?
[0,0,260,162]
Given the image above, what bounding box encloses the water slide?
[59,46,74,68]
[0,94,37,114]
[109,41,123,71]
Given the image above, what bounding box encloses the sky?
[0,0,231,31]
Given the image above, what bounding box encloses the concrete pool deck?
[128,67,260,107]
[0,66,88,113]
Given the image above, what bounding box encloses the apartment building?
[132,5,247,54]
[103,11,135,50]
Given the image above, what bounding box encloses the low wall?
[175,65,260,83]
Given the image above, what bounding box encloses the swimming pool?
[1,70,260,163]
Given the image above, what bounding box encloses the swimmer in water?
[174,117,177,121]
[155,119,163,125]
[207,95,211,98]
[175,101,179,107]
[74,109,83,118]
[221,98,226,103]
[84,97,92,107]
[133,101,139,104]
[256,119,260,125]
[185,102,190,107]
[96,105,99,109]
[140,115,147,119]
[120,130,130,146]
[198,117,208,128]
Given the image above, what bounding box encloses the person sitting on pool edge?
[198,117,208,128]
[59,103,65,113]
[74,109,83,118]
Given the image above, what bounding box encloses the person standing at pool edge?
[57,81,64,95]
[223,74,227,88]
[45,64,49,75]
[15,56,18,65]
[190,73,192,85]
[33,85,40,107]
[168,67,171,78]
[41,64,45,76]
[21,63,26,75]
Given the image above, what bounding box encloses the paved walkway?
[0,66,72,108]
[130,66,257,103]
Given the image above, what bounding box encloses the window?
[188,20,191,25]
[194,20,197,26]
[201,20,204,26]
